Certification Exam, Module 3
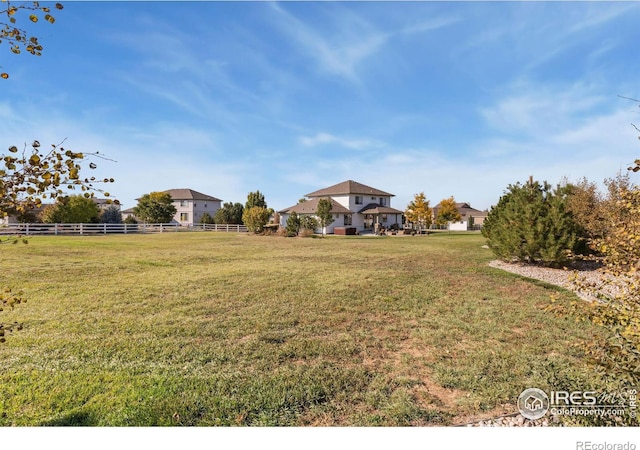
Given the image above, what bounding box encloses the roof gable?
[305,180,394,198]
[432,202,485,216]
[279,197,351,215]
[163,189,222,202]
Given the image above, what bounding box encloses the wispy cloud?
[479,81,608,137]
[299,132,383,150]
[268,3,456,86]
[567,3,637,34]
[268,3,384,85]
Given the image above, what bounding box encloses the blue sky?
[2,1,640,212]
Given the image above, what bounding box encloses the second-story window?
[379,197,387,206]
[180,200,188,207]
[355,196,363,205]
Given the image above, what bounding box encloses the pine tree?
[285,211,300,237]
[482,177,579,266]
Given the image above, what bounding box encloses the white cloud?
[479,82,608,137]
[268,3,456,86]
[299,132,383,150]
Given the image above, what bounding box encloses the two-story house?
[279,180,404,234]
[166,188,222,226]
[124,189,222,226]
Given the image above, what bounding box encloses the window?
[355,196,363,205]
[382,214,388,223]
[344,214,352,226]
[180,200,188,207]
[379,197,387,206]
[180,213,189,222]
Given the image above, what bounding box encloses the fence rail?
[0,222,248,236]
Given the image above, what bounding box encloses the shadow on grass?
[41,411,96,426]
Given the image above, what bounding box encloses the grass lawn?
[0,231,600,426]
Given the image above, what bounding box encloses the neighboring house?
[122,189,222,226]
[431,202,487,231]
[125,189,222,226]
[121,207,136,222]
[279,180,404,234]
[93,198,121,212]
[167,189,222,226]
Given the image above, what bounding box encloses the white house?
[279,180,404,234]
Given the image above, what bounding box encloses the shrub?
[199,212,215,224]
[573,187,640,386]
[242,206,269,233]
[299,216,318,233]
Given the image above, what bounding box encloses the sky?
[2,1,640,212]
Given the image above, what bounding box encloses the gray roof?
[163,189,222,202]
[305,180,394,198]
[279,197,351,215]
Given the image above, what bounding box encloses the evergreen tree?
[245,191,267,210]
[482,177,579,266]
[214,202,244,224]
[285,211,300,237]
[99,205,122,224]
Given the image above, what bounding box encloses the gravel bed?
[488,259,610,302]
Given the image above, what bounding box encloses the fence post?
[103,223,107,234]
[54,223,58,236]
[80,223,84,235]
[25,223,30,236]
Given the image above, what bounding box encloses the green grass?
[0,232,600,426]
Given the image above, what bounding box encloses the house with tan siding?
[124,189,222,226]
[165,189,222,226]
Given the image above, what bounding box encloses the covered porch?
[358,204,404,234]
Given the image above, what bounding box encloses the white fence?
[0,223,248,236]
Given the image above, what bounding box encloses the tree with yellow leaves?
[435,196,462,227]
[405,192,432,234]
